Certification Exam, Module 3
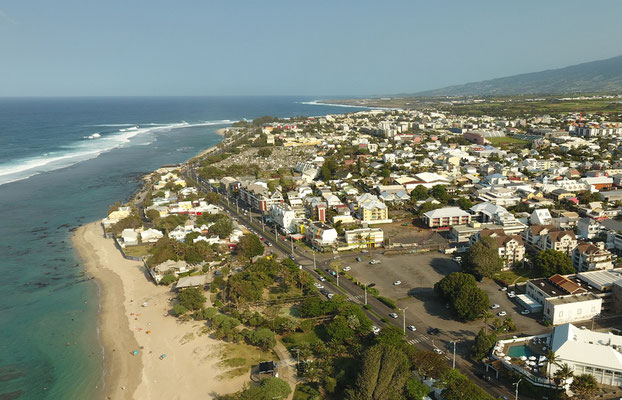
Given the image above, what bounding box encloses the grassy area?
[123,243,154,257]
[293,383,321,400]
[267,285,303,300]
[487,136,529,146]
[494,267,540,285]
[217,342,275,380]
[282,328,322,350]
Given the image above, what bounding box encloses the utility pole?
[400,307,408,333]
[236,199,239,214]
[513,378,522,400]
[364,283,368,305]
[336,264,339,287]
[290,235,294,256]
[452,341,457,369]
[313,250,316,269]
[261,211,265,232]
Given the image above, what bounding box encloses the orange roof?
[549,274,585,295]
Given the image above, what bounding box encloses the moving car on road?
[433,348,443,355]
[407,325,416,331]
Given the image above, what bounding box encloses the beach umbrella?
[497,352,505,357]
[520,356,528,361]
[529,356,536,361]
[504,356,511,361]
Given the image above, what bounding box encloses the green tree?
[237,377,291,400]
[411,350,449,380]
[430,185,450,203]
[321,164,332,181]
[553,363,574,389]
[173,304,188,316]
[178,287,206,311]
[210,217,233,239]
[462,236,503,278]
[237,233,264,259]
[410,185,428,201]
[471,328,497,360]
[146,209,161,222]
[569,373,598,400]
[404,378,429,400]
[455,197,473,210]
[110,214,143,236]
[205,192,221,204]
[326,315,355,343]
[435,272,490,321]
[439,369,494,400]
[159,273,177,286]
[257,148,273,158]
[245,327,276,350]
[375,325,405,348]
[545,350,560,382]
[535,249,574,277]
[348,344,411,400]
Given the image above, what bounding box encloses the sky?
[1,0,621,97]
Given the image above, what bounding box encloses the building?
[577,217,602,239]
[580,176,613,191]
[471,229,525,269]
[239,181,283,212]
[572,242,614,272]
[270,203,297,233]
[422,207,472,228]
[530,209,553,225]
[344,228,384,249]
[526,274,602,325]
[549,323,622,386]
[305,221,338,248]
[544,230,578,255]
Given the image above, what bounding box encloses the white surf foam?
[0,120,231,186]
[299,100,398,110]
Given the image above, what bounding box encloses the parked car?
[343,266,351,272]
[500,287,508,291]
[393,280,402,286]
[318,276,326,282]
[327,293,334,299]
[407,325,416,332]
[372,326,380,335]
[389,313,398,319]
[428,327,440,335]
[491,304,500,309]
[433,348,443,355]
[356,257,362,262]
[289,255,296,261]
[361,249,369,253]
[369,259,380,265]
[368,283,376,287]
[520,310,531,315]
[498,311,507,317]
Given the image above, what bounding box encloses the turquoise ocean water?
[0,97,368,399]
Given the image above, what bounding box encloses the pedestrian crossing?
[407,336,425,345]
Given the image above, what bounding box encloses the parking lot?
[344,251,549,349]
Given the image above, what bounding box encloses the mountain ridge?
[414,54,622,97]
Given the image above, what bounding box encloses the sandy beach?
[74,222,249,400]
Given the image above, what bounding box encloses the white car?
[372,326,380,335]
[393,280,402,286]
[369,259,380,265]
[507,292,516,298]
[500,287,508,292]
[327,293,334,299]
[407,325,416,332]
[491,304,500,309]
[433,348,443,355]
[319,276,326,282]
[498,311,507,317]
[389,312,399,319]
[520,310,530,315]
[343,266,351,272]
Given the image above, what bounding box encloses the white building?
[270,203,297,233]
[572,242,614,272]
[530,209,553,225]
[305,222,338,248]
[141,228,163,243]
[422,207,472,228]
[121,229,139,246]
[549,323,622,386]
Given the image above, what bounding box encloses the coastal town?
[89,100,622,400]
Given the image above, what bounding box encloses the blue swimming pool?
[507,345,537,358]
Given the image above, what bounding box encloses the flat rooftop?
[547,292,601,305]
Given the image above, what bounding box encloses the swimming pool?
[507,344,538,358]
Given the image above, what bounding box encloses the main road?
[185,169,521,400]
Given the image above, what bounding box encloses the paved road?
[186,170,521,400]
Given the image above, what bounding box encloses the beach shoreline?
[74,222,249,400]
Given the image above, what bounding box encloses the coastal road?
[186,170,520,400]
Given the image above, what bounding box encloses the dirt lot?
[345,251,550,352]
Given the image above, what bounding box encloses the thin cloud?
[0,9,17,25]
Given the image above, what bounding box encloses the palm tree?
[545,350,560,383]
[482,311,493,334]
[553,363,574,389]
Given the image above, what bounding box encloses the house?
[544,230,578,255]
[150,260,192,283]
[305,222,338,248]
[239,180,284,212]
[102,206,132,229]
[580,176,613,191]
[422,207,472,228]
[175,275,208,290]
[141,228,163,243]
[530,209,553,225]
[344,228,384,249]
[572,242,614,272]
[471,229,525,269]
[549,323,622,386]
[121,229,139,246]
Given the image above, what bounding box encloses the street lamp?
[451,341,457,369]
[513,378,522,400]
[364,283,368,306]
[399,307,408,333]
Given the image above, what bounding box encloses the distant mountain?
[415,54,622,97]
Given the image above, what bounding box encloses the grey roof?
[176,275,208,289]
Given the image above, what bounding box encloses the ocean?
[0,96,368,399]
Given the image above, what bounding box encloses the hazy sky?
[1,1,621,96]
